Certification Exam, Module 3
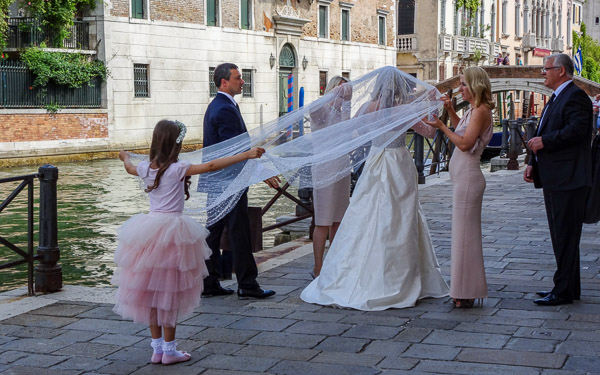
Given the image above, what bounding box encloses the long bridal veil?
[130,66,443,226]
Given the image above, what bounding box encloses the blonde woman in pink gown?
[424,67,494,308]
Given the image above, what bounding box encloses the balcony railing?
[522,32,536,49]
[6,17,90,50]
[396,34,418,52]
[467,37,490,56]
[439,34,453,52]
[490,42,502,58]
[551,38,564,52]
[453,36,467,53]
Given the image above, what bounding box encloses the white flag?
[574,45,583,76]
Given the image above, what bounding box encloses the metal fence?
[7,18,90,50]
[0,61,102,108]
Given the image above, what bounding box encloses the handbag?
[584,134,600,224]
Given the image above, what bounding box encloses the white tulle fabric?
[300,138,449,311]
[129,66,443,226]
[112,212,211,327]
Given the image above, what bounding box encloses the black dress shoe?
[202,285,234,297]
[237,288,276,300]
[534,294,573,306]
[536,290,552,297]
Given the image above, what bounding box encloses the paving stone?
[496,308,570,321]
[195,342,245,355]
[91,333,145,347]
[415,359,540,375]
[182,313,242,328]
[392,327,432,343]
[129,364,205,374]
[540,370,588,375]
[362,340,410,356]
[190,327,259,344]
[75,306,126,320]
[0,352,26,365]
[29,303,95,317]
[52,329,103,344]
[556,340,600,357]
[338,314,410,327]
[543,319,600,331]
[247,332,325,349]
[284,311,344,322]
[228,317,296,332]
[236,345,318,361]
[342,324,402,340]
[284,321,351,336]
[201,371,275,375]
[0,338,69,354]
[314,336,370,353]
[269,359,379,375]
[312,351,384,367]
[10,353,69,368]
[453,322,518,335]
[402,343,461,360]
[563,355,600,373]
[457,348,567,368]
[405,318,459,330]
[0,366,81,375]
[505,337,559,353]
[95,361,144,375]
[1,315,78,329]
[565,330,600,342]
[104,346,149,364]
[62,318,145,335]
[239,307,295,318]
[477,315,545,327]
[50,357,112,371]
[377,356,420,371]
[423,331,510,349]
[196,353,279,372]
[9,326,64,339]
[512,327,570,341]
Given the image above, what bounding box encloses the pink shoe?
[161,351,191,365]
[150,353,162,364]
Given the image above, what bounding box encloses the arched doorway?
[278,44,296,117]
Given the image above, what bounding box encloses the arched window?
[595,16,599,25]
[397,0,415,34]
[279,44,296,68]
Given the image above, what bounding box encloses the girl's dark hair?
[146,120,191,200]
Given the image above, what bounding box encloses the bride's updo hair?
[371,67,412,108]
[462,67,495,110]
[324,76,349,94]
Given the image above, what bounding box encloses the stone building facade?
[2,0,396,159]
[583,0,600,44]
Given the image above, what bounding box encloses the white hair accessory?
[175,120,187,144]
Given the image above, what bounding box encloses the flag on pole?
[574,44,583,76]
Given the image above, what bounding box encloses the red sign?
[533,48,551,57]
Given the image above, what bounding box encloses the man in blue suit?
[202,63,277,299]
[524,53,593,306]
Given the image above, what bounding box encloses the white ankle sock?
[162,340,186,357]
[151,337,164,354]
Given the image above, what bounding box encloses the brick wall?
[110,0,129,17]
[151,0,203,24]
[0,113,108,143]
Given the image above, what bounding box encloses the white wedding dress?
[300,134,450,311]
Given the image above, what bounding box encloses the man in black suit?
[524,53,593,306]
[202,63,277,299]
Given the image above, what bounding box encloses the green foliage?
[21,47,107,88]
[573,23,600,83]
[18,0,96,48]
[43,103,62,113]
[0,0,13,51]
[472,48,483,62]
[456,0,480,17]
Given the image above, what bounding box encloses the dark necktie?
[537,93,556,135]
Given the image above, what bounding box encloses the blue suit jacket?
[203,93,247,147]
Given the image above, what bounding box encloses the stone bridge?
[435,66,600,100]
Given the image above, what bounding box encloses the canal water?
[0,159,296,292]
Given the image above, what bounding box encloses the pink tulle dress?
[112,160,211,327]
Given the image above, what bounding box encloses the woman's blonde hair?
[462,67,495,110]
[324,75,349,94]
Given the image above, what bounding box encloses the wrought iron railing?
[6,17,90,50]
[0,61,102,108]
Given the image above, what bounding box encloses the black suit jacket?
[203,93,247,147]
[530,82,593,191]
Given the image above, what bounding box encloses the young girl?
[112,119,264,365]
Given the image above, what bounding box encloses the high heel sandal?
[452,298,476,308]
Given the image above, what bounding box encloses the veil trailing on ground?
[130,66,443,226]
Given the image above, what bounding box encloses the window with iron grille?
[209,67,217,97]
[131,0,145,19]
[378,16,386,45]
[242,69,253,97]
[319,71,327,95]
[341,9,349,41]
[134,64,149,98]
[207,0,219,26]
[241,0,251,30]
[397,0,415,34]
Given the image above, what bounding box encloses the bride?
[300,69,450,311]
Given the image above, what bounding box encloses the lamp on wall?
[269,53,276,69]
[302,56,308,70]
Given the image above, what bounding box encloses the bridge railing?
[0,165,62,295]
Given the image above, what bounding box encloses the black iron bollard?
[500,119,509,156]
[414,133,425,184]
[507,120,520,170]
[35,165,62,293]
[295,188,313,216]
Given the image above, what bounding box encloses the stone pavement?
[0,168,599,375]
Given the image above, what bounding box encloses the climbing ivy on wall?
[456,0,480,17]
[0,0,14,52]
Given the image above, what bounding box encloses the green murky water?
[0,159,296,292]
